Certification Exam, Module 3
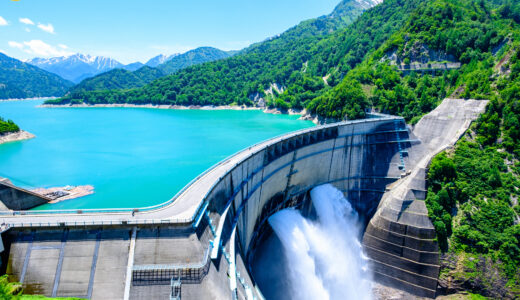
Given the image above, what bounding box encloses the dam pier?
[0,99,487,299]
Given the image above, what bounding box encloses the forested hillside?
[46,0,380,106]
[0,53,73,99]
[69,67,165,93]
[425,40,520,299]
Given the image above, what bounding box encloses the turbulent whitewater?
[268,184,372,300]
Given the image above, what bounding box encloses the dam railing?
[0,115,402,228]
[132,246,211,285]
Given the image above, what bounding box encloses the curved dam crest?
[0,99,487,299]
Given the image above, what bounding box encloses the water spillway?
[259,184,372,300]
[0,99,488,299]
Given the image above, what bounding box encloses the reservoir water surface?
[0,100,314,210]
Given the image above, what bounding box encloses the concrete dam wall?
[0,99,488,299]
[206,116,409,263]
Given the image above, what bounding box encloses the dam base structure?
[0,99,487,299]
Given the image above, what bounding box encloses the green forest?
[0,54,73,99]
[0,118,20,135]
[44,0,520,297]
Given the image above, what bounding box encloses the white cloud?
[8,41,24,49]
[24,40,71,56]
[25,28,31,33]
[0,16,8,26]
[8,40,72,57]
[58,44,68,49]
[19,18,34,25]
[37,23,54,34]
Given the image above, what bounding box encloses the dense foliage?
[420,1,520,296]
[0,117,20,135]
[0,53,73,99]
[316,0,515,124]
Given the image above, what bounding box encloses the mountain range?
[24,47,234,90]
[69,47,235,93]
[28,54,125,83]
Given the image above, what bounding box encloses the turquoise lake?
[0,100,314,210]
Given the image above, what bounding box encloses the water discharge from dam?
[267,184,372,300]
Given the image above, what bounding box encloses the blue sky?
[0,0,340,64]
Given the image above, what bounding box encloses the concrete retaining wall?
[0,182,50,211]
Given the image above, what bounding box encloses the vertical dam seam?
[124,227,137,300]
[52,229,68,297]
[87,231,101,299]
[19,233,34,283]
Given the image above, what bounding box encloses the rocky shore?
[40,103,322,124]
[0,130,35,145]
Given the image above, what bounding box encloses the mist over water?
[268,184,372,300]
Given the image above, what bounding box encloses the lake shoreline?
[39,103,321,124]
[0,130,35,145]
[1,97,58,102]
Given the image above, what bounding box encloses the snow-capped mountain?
[145,54,179,68]
[28,54,125,83]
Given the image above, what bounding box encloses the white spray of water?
[268,184,372,300]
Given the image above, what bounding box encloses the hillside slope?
[0,53,73,99]
[47,0,382,106]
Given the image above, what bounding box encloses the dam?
[0,99,487,299]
